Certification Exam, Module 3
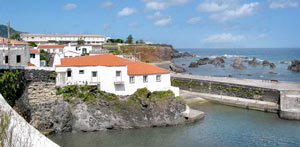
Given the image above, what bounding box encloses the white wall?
[56,66,179,96]
[30,53,40,67]
[0,93,59,147]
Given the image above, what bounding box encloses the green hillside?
[0,24,22,38]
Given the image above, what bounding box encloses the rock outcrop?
[288,58,300,72]
[231,58,246,69]
[169,62,186,73]
[248,57,260,66]
[211,57,225,66]
[262,60,276,69]
[26,83,200,134]
[197,58,210,65]
[189,62,198,68]
[172,50,195,58]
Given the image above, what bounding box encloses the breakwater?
[171,73,300,120]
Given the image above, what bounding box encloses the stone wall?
[171,77,280,103]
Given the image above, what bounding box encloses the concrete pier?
[173,73,300,120]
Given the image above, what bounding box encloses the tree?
[27,41,37,47]
[77,40,85,45]
[126,35,133,44]
[10,33,21,41]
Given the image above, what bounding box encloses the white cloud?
[201,33,245,43]
[210,2,259,22]
[147,11,164,19]
[143,0,189,11]
[63,3,77,11]
[187,17,202,24]
[197,2,229,12]
[129,22,140,27]
[269,0,298,9]
[256,33,267,39]
[154,17,172,26]
[101,1,113,8]
[118,7,137,17]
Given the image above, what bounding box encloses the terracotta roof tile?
[56,54,169,75]
[0,37,27,45]
[38,45,65,49]
[30,49,39,53]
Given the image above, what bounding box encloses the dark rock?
[231,58,246,70]
[263,60,270,66]
[269,72,278,75]
[197,58,210,65]
[172,49,195,58]
[269,62,276,69]
[211,57,225,66]
[189,62,198,68]
[170,62,186,73]
[288,58,300,72]
[248,57,260,66]
[279,61,290,64]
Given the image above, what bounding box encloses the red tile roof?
[0,37,27,45]
[30,49,39,53]
[38,45,65,49]
[56,54,169,75]
[28,62,35,66]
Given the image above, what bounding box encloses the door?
[91,71,98,83]
[57,72,66,86]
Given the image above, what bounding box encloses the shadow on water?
[48,102,300,147]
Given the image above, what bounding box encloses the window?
[156,75,161,82]
[67,70,72,77]
[16,55,21,63]
[79,70,84,74]
[5,56,8,64]
[143,75,148,83]
[30,54,35,58]
[129,76,135,84]
[116,71,121,77]
[92,71,97,77]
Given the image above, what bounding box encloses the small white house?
[63,45,92,57]
[55,54,179,96]
[29,49,40,67]
[38,45,65,54]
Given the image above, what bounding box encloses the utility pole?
[7,21,11,66]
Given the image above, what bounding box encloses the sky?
[0,0,300,48]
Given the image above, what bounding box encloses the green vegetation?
[103,44,119,48]
[0,112,11,147]
[28,41,37,47]
[107,39,124,43]
[109,49,121,55]
[0,24,21,38]
[40,50,50,66]
[126,34,133,44]
[56,85,119,104]
[0,70,23,106]
[77,40,85,45]
[9,33,21,41]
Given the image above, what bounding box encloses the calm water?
[174,48,300,82]
[48,102,300,147]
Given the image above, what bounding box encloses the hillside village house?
[55,54,179,96]
[0,37,30,66]
[21,33,106,45]
[29,49,40,67]
[38,45,65,54]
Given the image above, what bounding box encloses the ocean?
[173,48,300,82]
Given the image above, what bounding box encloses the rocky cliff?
[26,83,199,134]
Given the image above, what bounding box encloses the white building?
[29,49,40,67]
[0,37,30,66]
[55,54,179,96]
[38,45,65,54]
[21,33,106,45]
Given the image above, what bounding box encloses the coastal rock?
[211,57,225,66]
[263,60,270,66]
[169,62,186,73]
[231,58,246,70]
[172,49,195,58]
[279,61,290,64]
[248,57,260,66]
[197,58,210,65]
[288,58,300,72]
[26,83,198,133]
[269,62,276,69]
[189,62,198,68]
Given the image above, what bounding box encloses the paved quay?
[172,73,300,91]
